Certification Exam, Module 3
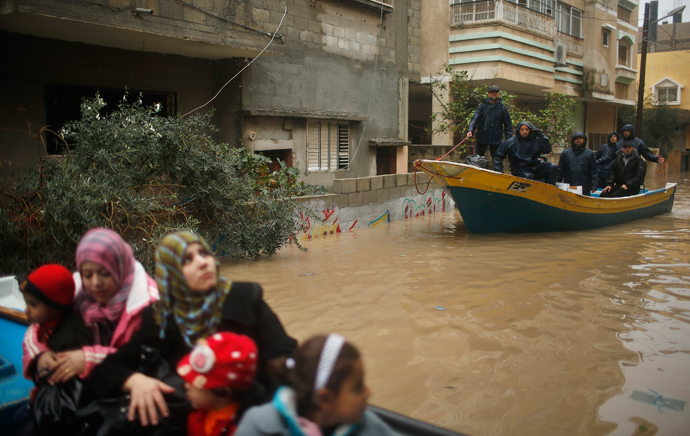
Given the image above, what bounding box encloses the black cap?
[622,140,634,148]
[488,85,500,93]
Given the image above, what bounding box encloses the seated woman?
[88,230,297,431]
[29,227,159,384]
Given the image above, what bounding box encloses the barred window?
[307,120,350,171]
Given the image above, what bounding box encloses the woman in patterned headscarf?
[29,228,159,385]
[89,231,296,429]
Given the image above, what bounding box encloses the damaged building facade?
[0,0,421,189]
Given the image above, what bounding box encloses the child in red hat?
[20,264,93,384]
[177,332,259,436]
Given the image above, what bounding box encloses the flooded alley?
[224,178,690,436]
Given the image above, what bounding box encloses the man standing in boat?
[600,140,647,198]
[493,121,558,185]
[466,85,513,161]
[617,124,665,164]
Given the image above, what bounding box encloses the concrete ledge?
[348,191,363,206]
[396,174,408,187]
[371,175,385,190]
[362,190,377,204]
[383,175,396,188]
[356,178,371,192]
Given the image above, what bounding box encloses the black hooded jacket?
[494,121,551,173]
[594,132,618,181]
[616,124,660,163]
[468,97,513,145]
[558,132,598,195]
[607,147,647,194]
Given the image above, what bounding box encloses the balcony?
[450,0,556,39]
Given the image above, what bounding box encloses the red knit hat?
[177,332,258,390]
[21,264,75,312]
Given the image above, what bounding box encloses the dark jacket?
[617,124,660,163]
[468,97,513,145]
[594,132,618,185]
[88,282,297,399]
[494,121,551,173]
[558,132,598,195]
[607,148,647,194]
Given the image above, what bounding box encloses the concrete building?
[0,0,421,189]
[637,18,690,173]
[411,0,640,154]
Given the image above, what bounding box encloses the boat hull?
[414,160,676,234]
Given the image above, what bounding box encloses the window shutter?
[338,123,350,169]
[307,121,321,171]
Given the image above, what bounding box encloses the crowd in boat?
[467,86,664,198]
[13,228,398,436]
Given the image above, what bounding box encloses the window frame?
[651,77,683,106]
[306,120,350,172]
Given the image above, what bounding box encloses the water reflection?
[224,177,690,436]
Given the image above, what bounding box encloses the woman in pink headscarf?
[31,228,159,384]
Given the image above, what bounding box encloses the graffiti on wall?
[296,209,358,241]
[297,189,449,241]
[402,190,447,220]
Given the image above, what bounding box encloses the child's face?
[327,358,371,425]
[23,293,62,325]
[181,243,217,292]
[80,261,119,304]
[184,382,227,410]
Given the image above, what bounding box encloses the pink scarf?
[75,228,135,335]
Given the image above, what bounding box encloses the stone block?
[383,175,396,188]
[334,178,356,194]
[333,194,350,208]
[376,188,391,203]
[370,175,385,190]
[390,186,402,198]
[396,174,408,187]
[348,192,363,206]
[362,190,377,205]
[253,8,270,23]
[356,177,371,192]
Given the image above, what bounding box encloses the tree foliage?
[0,93,325,276]
[428,65,576,154]
[617,97,681,156]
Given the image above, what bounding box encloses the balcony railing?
[451,0,556,39]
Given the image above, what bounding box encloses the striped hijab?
[154,231,228,347]
[75,228,136,328]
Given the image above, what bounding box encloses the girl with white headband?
[235,334,398,436]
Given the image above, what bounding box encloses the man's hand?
[602,186,612,193]
[466,132,473,138]
[622,184,628,190]
[658,156,665,164]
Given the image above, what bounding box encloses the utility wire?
[182,7,287,118]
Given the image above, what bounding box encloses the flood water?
[223,176,690,436]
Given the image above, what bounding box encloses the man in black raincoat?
[617,124,665,164]
[594,132,618,189]
[466,85,513,160]
[600,141,647,198]
[558,132,598,195]
[493,121,558,185]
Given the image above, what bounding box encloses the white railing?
[451,0,556,39]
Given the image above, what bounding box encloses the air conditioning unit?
[554,42,567,66]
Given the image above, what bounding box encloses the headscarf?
[75,228,135,327]
[154,231,228,347]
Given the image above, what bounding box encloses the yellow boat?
[414,159,676,234]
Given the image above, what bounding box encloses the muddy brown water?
[223,177,690,436]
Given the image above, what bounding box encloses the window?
[307,120,350,171]
[618,41,629,67]
[603,29,610,47]
[556,2,582,38]
[651,77,683,105]
[44,83,176,155]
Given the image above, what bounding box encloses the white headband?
[313,334,346,393]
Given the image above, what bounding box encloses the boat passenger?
[235,334,399,436]
[466,85,513,161]
[617,124,665,164]
[600,141,647,198]
[558,132,598,196]
[493,121,558,185]
[595,132,619,189]
[87,230,296,433]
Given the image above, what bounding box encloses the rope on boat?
[656,161,667,177]
[413,166,433,195]
[435,137,469,162]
